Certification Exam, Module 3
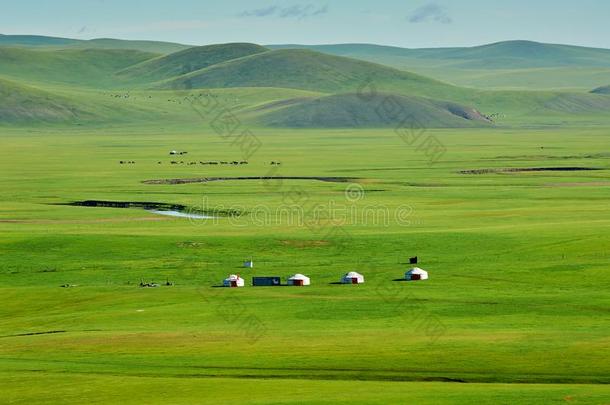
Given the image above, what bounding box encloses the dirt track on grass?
[459,167,602,175]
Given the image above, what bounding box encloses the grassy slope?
[2,35,609,90]
[269,40,610,68]
[420,66,610,91]
[591,85,610,94]
[0,127,609,403]
[0,85,326,127]
[258,93,492,128]
[117,43,269,85]
[69,38,191,54]
[269,41,610,90]
[0,34,190,54]
[155,48,610,125]
[0,33,79,47]
[1,43,608,128]
[0,78,92,122]
[423,40,610,68]
[0,47,157,88]
[159,49,458,96]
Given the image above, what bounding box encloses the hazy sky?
[2,0,610,48]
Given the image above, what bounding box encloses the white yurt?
[405,267,429,281]
[287,274,311,286]
[223,274,245,287]
[341,271,365,284]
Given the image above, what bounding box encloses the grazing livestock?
[139,280,159,288]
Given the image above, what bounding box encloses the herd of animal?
[118,151,284,166]
[169,160,249,166]
[120,159,285,166]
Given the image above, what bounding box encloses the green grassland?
[1,126,610,404]
[1,37,610,404]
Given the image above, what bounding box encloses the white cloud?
[408,3,452,24]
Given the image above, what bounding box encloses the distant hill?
[1,36,610,128]
[0,34,78,47]
[541,93,610,113]
[69,38,191,54]
[159,49,460,98]
[117,43,268,84]
[425,41,610,68]
[0,34,189,54]
[591,85,610,94]
[258,93,492,128]
[269,41,610,90]
[0,47,156,88]
[269,41,610,69]
[0,78,89,122]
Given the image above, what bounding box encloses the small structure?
[243,260,254,268]
[341,271,364,285]
[252,276,281,287]
[405,267,429,281]
[223,274,245,288]
[170,150,178,155]
[287,274,310,286]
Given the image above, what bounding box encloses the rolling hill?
[0,47,156,88]
[0,34,189,54]
[4,35,610,90]
[269,41,610,69]
[542,92,610,112]
[269,41,610,90]
[117,43,268,84]
[154,47,610,121]
[0,78,89,122]
[159,48,462,99]
[1,36,609,128]
[0,34,78,47]
[69,38,191,54]
[591,85,610,94]
[257,93,492,128]
[424,41,610,69]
